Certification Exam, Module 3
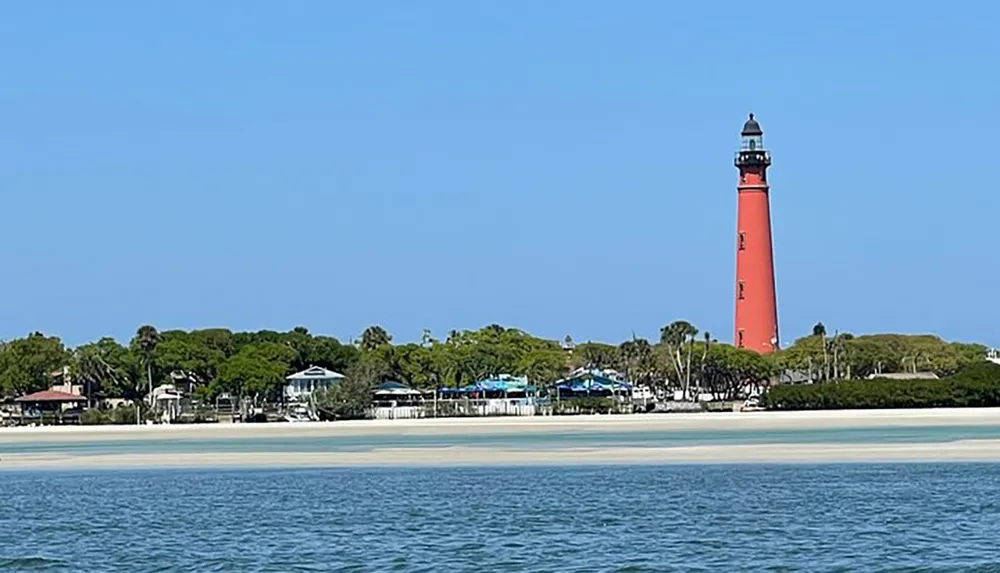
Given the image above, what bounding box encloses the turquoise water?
[3,424,1000,455]
[2,464,1000,571]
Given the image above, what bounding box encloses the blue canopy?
[438,375,536,395]
[553,369,631,393]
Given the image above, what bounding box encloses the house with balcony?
[284,366,345,402]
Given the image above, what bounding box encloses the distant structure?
[867,372,940,381]
[734,114,779,354]
[284,366,345,402]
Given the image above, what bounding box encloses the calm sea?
[2,464,1000,572]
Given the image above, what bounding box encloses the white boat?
[283,405,316,423]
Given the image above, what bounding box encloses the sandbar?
[3,408,1000,470]
[4,441,1000,471]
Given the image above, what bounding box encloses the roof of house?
[285,366,346,381]
[375,381,423,396]
[15,390,87,403]
[439,375,535,394]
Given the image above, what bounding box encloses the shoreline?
[3,407,1000,442]
[4,408,1000,471]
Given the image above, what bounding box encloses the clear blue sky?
[1,1,997,348]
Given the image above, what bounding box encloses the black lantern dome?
[741,113,763,136]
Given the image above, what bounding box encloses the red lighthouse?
[734,114,779,354]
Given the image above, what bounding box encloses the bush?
[553,397,618,415]
[79,406,140,425]
[761,362,1000,410]
[314,377,372,420]
[80,409,109,425]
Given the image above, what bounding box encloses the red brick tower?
[734,114,779,354]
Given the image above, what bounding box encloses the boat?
[283,404,317,423]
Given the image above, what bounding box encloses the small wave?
[0,556,67,569]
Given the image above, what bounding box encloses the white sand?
[3,408,1000,470]
[5,441,1000,471]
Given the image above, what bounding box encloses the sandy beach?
[3,408,1000,470]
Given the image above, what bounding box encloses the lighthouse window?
[737,330,745,348]
[738,233,746,250]
[738,282,745,300]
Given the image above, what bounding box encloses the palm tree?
[421,329,436,348]
[660,320,699,400]
[619,337,653,387]
[812,322,827,337]
[359,326,392,351]
[699,331,711,398]
[72,349,127,408]
[135,325,160,407]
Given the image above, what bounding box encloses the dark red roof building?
[15,390,87,403]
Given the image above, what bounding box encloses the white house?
[285,366,345,402]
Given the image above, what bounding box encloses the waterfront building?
[437,375,537,417]
[553,368,631,398]
[439,374,534,398]
[284,366,345,402]
[371,381,426,420]
[14,390,87,424]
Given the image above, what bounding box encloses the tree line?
[0,321,988,404]
[761,362,1000,410]
[774,322,986,381]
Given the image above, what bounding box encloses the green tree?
[0,333,72,397]
[700,344,775,400]
[428,342,461,388]
[517,349,567,385]
[776,333,986,381]
[72,337,137,403]
[359,326,392,351]
[391,344,437,388]
[618,338,656,387]
[285,329,357,373]
[315,355,381,419]
[421,329,437,348]
[660,320,699,399]
[131,325,160,400]
[215,342,296,400]
[573,342,619,370]
[156,330,226,386]
[812,322,827,337]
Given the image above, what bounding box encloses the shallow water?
[5,424,1000,456]
[3,464,1000,571]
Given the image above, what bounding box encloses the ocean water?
[2,464,1000,572]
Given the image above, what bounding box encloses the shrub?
[80,409,110,425]
[761,363,1000,410]
[553,397,618,415]
[80,406,140,425]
